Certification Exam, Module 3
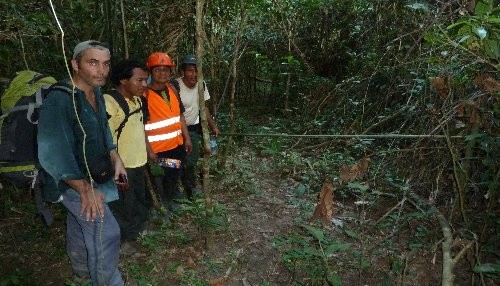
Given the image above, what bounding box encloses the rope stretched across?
[222,133,465,140]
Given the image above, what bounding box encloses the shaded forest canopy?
[0,0,499,285]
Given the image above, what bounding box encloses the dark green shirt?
[37,81,118,202]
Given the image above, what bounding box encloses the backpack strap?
[0,83,75,122]
[28,83,74,124]
[107,90,144,147]
[28,73,48,85]
[0,84,51,121]
[26,73,50,117]
[139,96,149,124]
[108,89,130,116]
[169,78,180,95]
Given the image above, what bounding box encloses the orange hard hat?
[146,52,175,68]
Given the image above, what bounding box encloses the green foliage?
[178,269,207,286]
[123,260,156,286]
[0,268,40,286]
[200,258,224,273]
[177,198,229,231]
[138,227,168,250]
[64,279,91,286]
[0,0,499,285]
[473,263,500,278]
[273,224,349,285]
[423,0,500,69]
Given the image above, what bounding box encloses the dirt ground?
[0,149,301,285]
[0,147,495,286]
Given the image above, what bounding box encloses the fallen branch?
[409,192,476,286]
[375,197,406,225]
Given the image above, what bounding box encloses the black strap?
[34,173,53,226]
[169,78,180,95]
[139,96,149,123]
[28,73,49,85]
[108,89,130,115]
[107,90,143,147]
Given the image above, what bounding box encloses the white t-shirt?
[177,78,210,126]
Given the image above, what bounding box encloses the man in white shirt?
[174,54,220,198]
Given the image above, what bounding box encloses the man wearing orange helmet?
[144,52,192,210]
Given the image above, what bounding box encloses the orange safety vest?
[143,84,183,153]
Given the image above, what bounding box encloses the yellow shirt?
[104,93,147,168]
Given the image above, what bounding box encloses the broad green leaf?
[324,242,351,255]
[360,256,371,270]
[473,27,488,39]
[347,182,369,192]
[343,227,359,240]
[423,33,440,44]
[464,133,485,141]
[327,271,343,286]
[458,35,470,44]
[303,246,322,256]
[475,0,492,16]
[473,263,500,275]
[484,39,500,59]
[447,20,468,30]
[485,16,500,24]
[294,184,307,196]
[303,225,325,242]
[405,3,430,11]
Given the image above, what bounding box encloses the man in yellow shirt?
[104,59,150,252]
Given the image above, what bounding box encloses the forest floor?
[0,144,495,286]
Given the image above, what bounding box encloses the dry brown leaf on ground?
[456,103,466,117]
[186,256,196,269]
[339,165,355,183]
[187,246,203,260]
[176,265,184,275]
[310,180,335,224]
[474,74,500,93]
[430,76,450,98]
[358,156,370,175]
[339,156,371,183]
[208,277,229,286]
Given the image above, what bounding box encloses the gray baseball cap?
[182,54,197,66]
[72,40,110,59]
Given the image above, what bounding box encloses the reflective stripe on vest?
[148,130,182,142]
[145,116,180,131]
[144,84,183,153]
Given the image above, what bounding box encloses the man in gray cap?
[173,54,220,199]
[38,40,126,285]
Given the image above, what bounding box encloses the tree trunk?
[195,0,213,249]
[208,21,218,117]
[103,0,114,53]
[220,0,245,169]
[119,0,129,59]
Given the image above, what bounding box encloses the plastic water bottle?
[158,158,181,168]
[210,136,218,155]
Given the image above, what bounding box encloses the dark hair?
[110,59,149,86]
[181,63,197,71]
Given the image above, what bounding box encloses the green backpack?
[0,71,72,225]
[0,71,59,185]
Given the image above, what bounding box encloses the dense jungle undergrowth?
[0,106,499,285]
[1,0,499,285]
